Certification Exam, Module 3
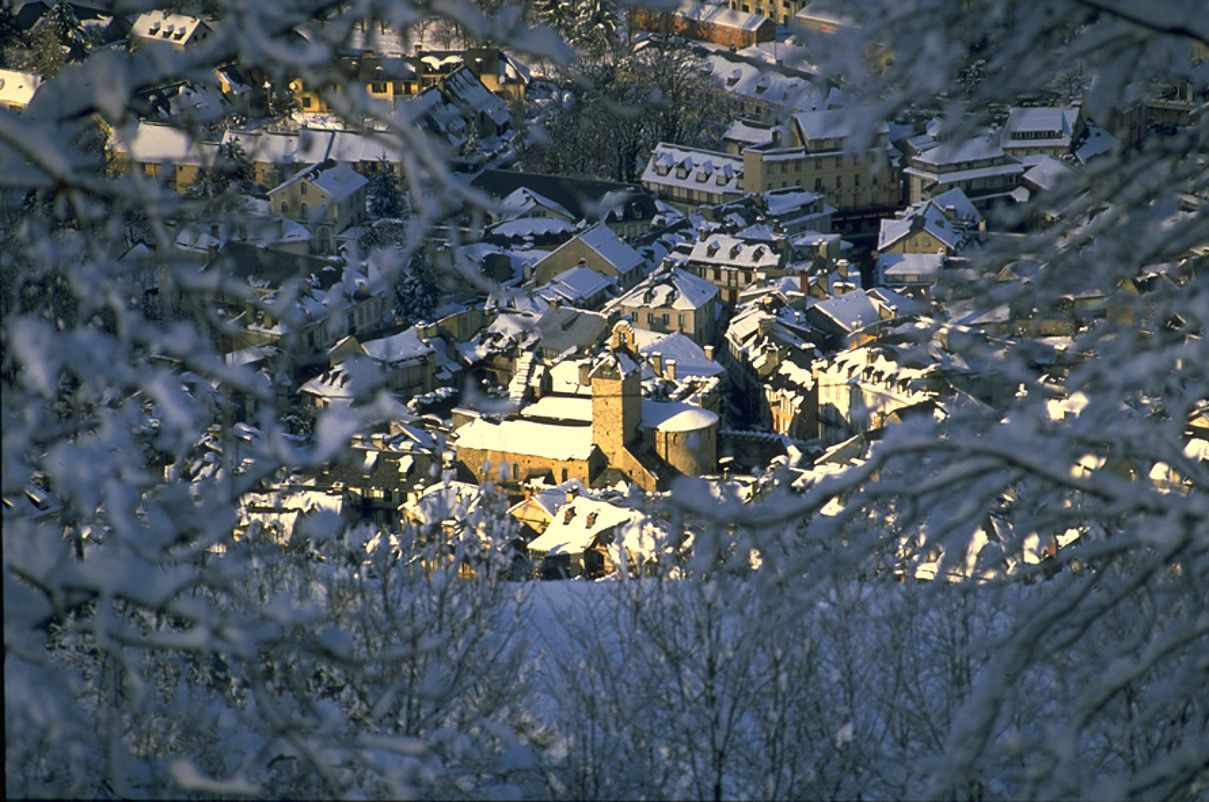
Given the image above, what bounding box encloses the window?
[300,183,307,196]
[370,81,387,94]
[835,176,842,188]
[561,468,568,482]
[815,178,823,191]
[300,202,308,216]
[280,201,288,214]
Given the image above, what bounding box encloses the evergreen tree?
[366,162,406,219]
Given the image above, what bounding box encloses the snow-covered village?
[3,1,1208,799]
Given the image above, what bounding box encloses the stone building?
[630,1,776,48]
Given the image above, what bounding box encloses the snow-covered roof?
[442,66,511,128]
[491,216,578,239]
[536,265,617,306]
[697,49,826,113]
[793,108,888,147]
[687,233,783,270]
[877,252,945,283]
[632,329,725,379]
[723,118,779,148]
[0,69,42,108]
[360,328,435,363]
[110,121,218,166]
[577,223,644,275]
[133,10,209,46]
[641,399,718,433]
[615,266,718,311]
[526,496,642,556]
[1073,122,1116,164]
[498,186,575,221]
[810,290,882,334]
[521,395,593,423]
[877,190,981,253]
[1001,106,1078,145]
[1020,154,1074,192]
[272,159,367,201]
[454,416,596,461]
[674,0,771,31]
[642,143,744,198]
[223,127,406,166]
[912,135,1010,167]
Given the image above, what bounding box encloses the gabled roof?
[359,328,435,363]
[793,108,888,146]
[673,0,772,32]
[271,158,367,201]
[498,186,575,221]
[575,223,645,275]
[527,496,642,556]
[615,266,718,311]
[809,290,882,334]
[536,265,618,307]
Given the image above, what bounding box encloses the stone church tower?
[591,322,642,460]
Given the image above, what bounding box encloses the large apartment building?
[739,108,902,230]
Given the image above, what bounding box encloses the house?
[697,47,828,125]
[291,54,420,115]
[507,479,588,539]
[641,143,746,209]
[678,231,788,305]
[0,69,42,112]
[813,345,940,445]
[268,159,368,254]
[612,265,721,345]
[534,265,619,310]
[319,428,442,523]
[738,108,902,224]
[630,1,776,48]
[804,288,887,348]
[222,127,406,187]
[415,47,532,102]
[1000,106,1082,158]
[724,299,820,431]
[530,223,646,288]
[328,327,437,400]
[107,121,219,194]
[525,494,649,578]
[131,10,213,50]
[726,0,805,25]
[904,134,1024,206]
[877,188,982,254]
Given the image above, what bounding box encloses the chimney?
[698,227,709,242]
[565,487,577,505]
[665,358,677,381]
[837,259,849,279]
[651,352,664,376]
[523,485,532,500]
[578,361,592,386]
[703,344,714,361]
